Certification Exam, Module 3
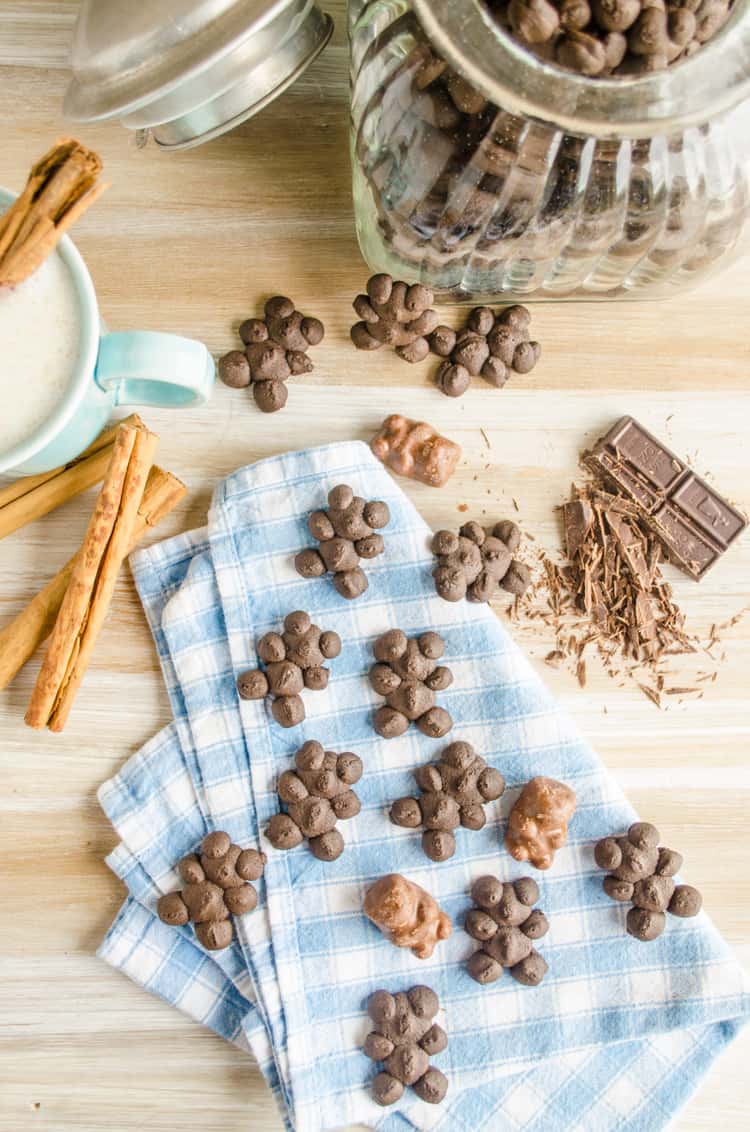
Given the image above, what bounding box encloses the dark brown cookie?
[294,484,390,600]
[465,875,550,986]
[236,611,341,727]
[390,740,505,860]
[369,629,453,738]
[351,274,438,364]
[265,740,363,861]
[156,832,266,951]
[432,305,540,398]
[219,295,324,413]
[363,986,448,1106]
[432,518,531,603]
[595,821,702,940]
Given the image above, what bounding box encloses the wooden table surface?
[1,2,749,1129]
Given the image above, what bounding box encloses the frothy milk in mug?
[0,251,80,455]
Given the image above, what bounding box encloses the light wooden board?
[1,2,749,1129]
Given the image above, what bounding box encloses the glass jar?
[349,0,750,299]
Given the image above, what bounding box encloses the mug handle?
[95,331,214,408]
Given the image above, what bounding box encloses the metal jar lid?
[63,0,333,150]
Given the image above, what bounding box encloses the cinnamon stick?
[0,414,144,540]
[0,466,185,690]
[0,138,108,288]
[25,422,158,731]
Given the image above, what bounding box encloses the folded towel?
[99,440,750,1132]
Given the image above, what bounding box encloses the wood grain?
[0,2,749,1129]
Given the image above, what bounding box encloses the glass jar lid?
[63,0,333,149]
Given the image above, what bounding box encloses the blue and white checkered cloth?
[98,440,750,1132]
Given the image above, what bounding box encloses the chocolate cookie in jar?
[349,0,750,299]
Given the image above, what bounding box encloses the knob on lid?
[63,0,333,149]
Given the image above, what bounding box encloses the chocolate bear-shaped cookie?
[236,611,341,727]
[294,484,390,600]
[218,295,324,413]
[390,741,505,861]
[265,741,363,861]
[364,873,452,959]
[465,875,549,986]
[431,305,541,397]
[432,519,531,603]
[363,986,449,1106]
[369,629,453,739]
[594,822,703,941]
[351,274,439,364]
[157,832,266,951]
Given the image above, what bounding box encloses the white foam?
[0,250,81,454]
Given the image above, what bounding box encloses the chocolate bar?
[585,417,746,579]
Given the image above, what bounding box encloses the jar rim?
[412,0,750,137]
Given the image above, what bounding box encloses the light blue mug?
[0,186,214,477]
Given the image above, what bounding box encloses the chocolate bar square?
[586,417,746,580]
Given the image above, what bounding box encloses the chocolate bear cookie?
[390,741,505,861]
[594,822,703,941]
[157,832,266,951]
[294,484,390,600]
[364,986,449,1106]
[236,611,341,727]
[431,305,540,398]
[218,295,324,413]
[465,875,549,986]
[432,519,531,603]
[265,741,363,861]
[351,274,439,364]
[369,629,453,739]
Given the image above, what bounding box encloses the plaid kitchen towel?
[97,886,750,1132]
[99,440,750,1132]
[96,526,295,1111]
[99,891,745,1132]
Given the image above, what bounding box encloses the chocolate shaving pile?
[512,480,745,706]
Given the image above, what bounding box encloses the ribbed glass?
[349,0,750,299]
